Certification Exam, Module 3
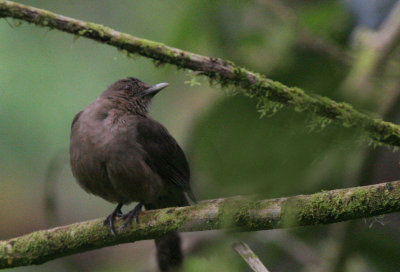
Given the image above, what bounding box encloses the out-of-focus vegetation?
[1,0,400,271]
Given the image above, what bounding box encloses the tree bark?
[1,180,400,269]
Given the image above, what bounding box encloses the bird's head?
[101,77,169,115]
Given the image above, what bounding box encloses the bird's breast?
[70,107,162,204]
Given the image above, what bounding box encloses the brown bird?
[69,77,195,271]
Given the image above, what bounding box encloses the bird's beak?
[143,82,169,97]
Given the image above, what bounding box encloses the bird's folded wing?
[135,117,194,200]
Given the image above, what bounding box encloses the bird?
[69,77,195,271]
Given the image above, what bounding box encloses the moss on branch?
[0,0,400,146]
[1,180,400,269]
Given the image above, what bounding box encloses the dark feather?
[136,117,194,201]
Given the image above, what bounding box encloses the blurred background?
[2,0,400,271]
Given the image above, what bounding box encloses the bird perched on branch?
[70,77,195,271]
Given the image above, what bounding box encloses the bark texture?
[1,180,400,269]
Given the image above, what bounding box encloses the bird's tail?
[145,190,190,272]
[154,232,183,272]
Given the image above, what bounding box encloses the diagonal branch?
[1,180,400,269]
[1,0,400,146]
[233,241,270,272]
[341,0,400,102]
[257,0,352,67]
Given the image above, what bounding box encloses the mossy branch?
[1,1,400,146]
[2,180,400,269]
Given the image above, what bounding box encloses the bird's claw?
[119,202,143,230]
[103,203,123,236]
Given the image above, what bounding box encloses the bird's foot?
[103,203,123,236]
[120,202,143,230]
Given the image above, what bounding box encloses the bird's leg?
[103,203,123,235]
[120,202,144,230]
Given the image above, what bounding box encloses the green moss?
[216,198,279,231]
[1,182,400,268]
[290,183,400,227]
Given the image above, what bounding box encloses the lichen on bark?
[2,181,400,269]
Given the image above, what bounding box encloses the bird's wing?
[135,117,193,198]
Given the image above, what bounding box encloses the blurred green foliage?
[1,0,400,271]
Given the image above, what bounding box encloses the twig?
[257,0,352,67]
[233,241,270,272]
[371,0,400,73]
[1,1,400,146]
[342,0,400,99]
[1,180,400,269]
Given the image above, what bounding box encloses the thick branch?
[1,180,400,269]
[1,1,400,146]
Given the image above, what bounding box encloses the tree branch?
[257,0,352,67]
[1,0,400,146]
[341,0,400,100]
[369,0,400,76]
[1,180,400,269]
[233,241,270,272]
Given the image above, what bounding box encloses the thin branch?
[0,1,400,146]
[1,180,400,269]
[371,0,400,73]
[342,0,400,99]
[257,0,352,67]
[233,241,270,272]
